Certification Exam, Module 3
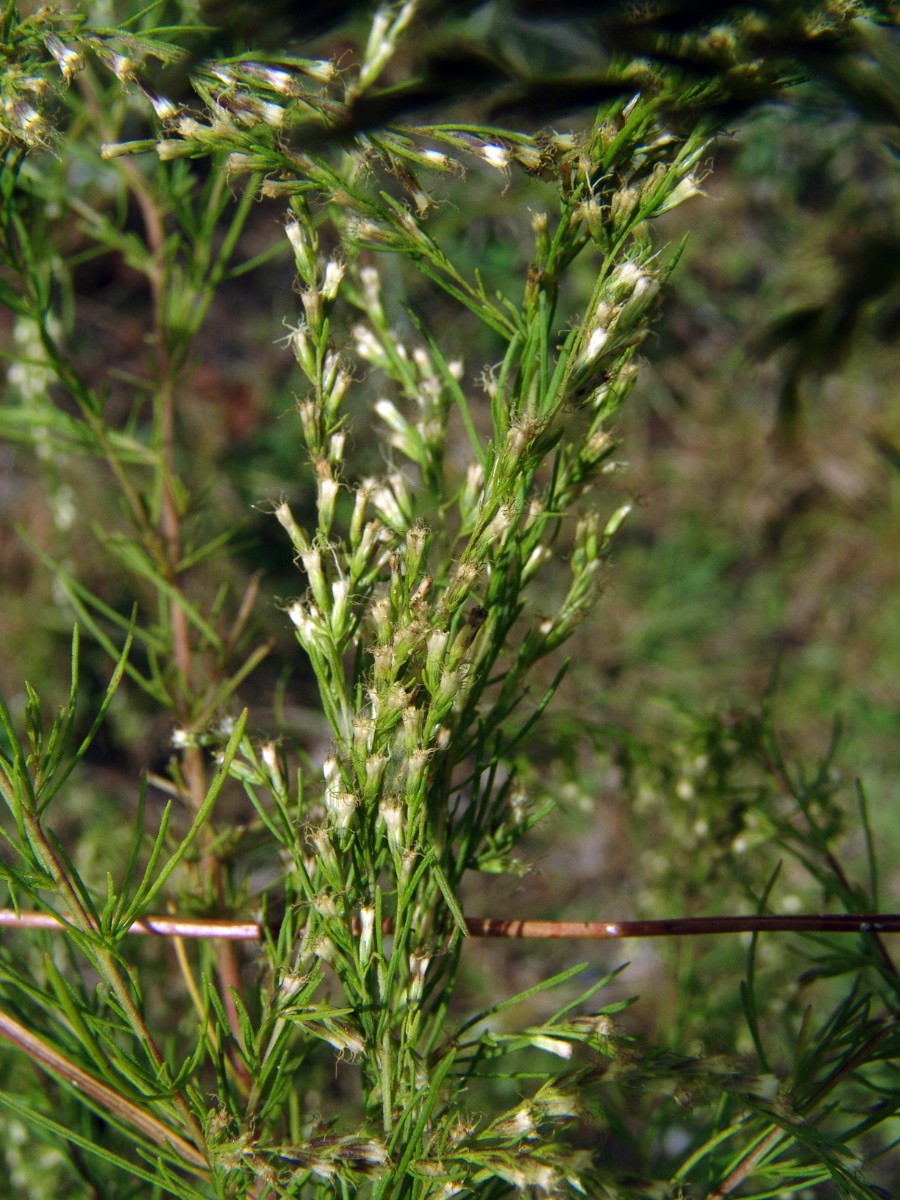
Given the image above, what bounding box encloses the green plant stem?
[19,806,208,1157]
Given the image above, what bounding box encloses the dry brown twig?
[2,908,898,940]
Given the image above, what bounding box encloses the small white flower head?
[522,544,552,583]
[530,208,549,236]
[300,287,322,327]
[328,790,357,831]
[369,595,392,645]
[485,503,515,544]
[139,82,178,121]
[322,258,345,302]
[411,346,431,377]
[207,65,237,87]
[328,431,346,466]
[609,184,639,224]
[401,702,423,748]
[534,1088,582,1119]
[358,905,376,964]
[239,61,295,93]
[379,799,405,850]
[475,362,497,398]
[612,260,645,291]
[459,462,485,524]
[575,196,604,239]
[276,971,307,1001]
[225,150,266,175]
[317,474,339,524]
[406,521,428,568]
[261,742,284,790]
[549,132,576,153]
[426,629,448,674]
[655,173,705,215]
[352,217,391,246]
[310,826,338,870]
[433,666,465,711]
[477,142,510,171]
[171,728,194,749]
[384,682,412,716]
[353,714,375,756]
[405,746,431,792]
[261,177,300,199]
[284,219,313,271]
[398,207,426,239]
[14,74,47,99]
[359,265,383,314]
[45,34,84,84]
[583,430,614,464]
[323,754,340,800]
[514,142,542,171]
[177,116,207,140]
[529,1035,573,1059]
[372,644,392,686]
[287,601,328,652]
[446,561,478,609]
[371,473,413,533]
[407,952,430,1002]
[107,53,136,84]
[313,936,337,965]
[352,322,382,364]
[313,891,339,919]
[9,100,46,146]
[581,325,609,363]
[155,139,190,161]
[505,420,542,461]
[301,547,327,606]
[298,58,336,84]
[374,397,409,436]
[99,141,139,160]
[421,147,451,170]
[324,1021,366,1059]
[364,751,388,798]
[330,577,350,633]
[525,1163,559,1193]
[293,400,317,447]
[496,1105,537,1140]
[256,98,285,126]
[274,499,310,554]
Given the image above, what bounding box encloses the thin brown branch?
[0,1008,209,1174]
[2,909,898,941]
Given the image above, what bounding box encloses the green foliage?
[0,2,897,1197]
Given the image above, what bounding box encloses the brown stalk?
[0,1009,209,1173]
[2,909,898,941]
